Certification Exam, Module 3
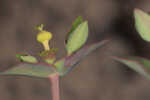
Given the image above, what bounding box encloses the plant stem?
[49,73,60,100]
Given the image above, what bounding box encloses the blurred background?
[0,0,150,100]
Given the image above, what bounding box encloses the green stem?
[49,73,60,100]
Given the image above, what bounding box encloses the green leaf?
[66,21,88,55]
[134,8,150,42]
[54,59,65,75]
[16,54,38,63]
[56,40,109,76]
[113,56,150,80]
[16,54,27,62]
[0,63,56,78]
[66,16,83,44]
[44,58,56,64]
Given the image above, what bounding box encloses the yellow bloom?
[36,24,52,51]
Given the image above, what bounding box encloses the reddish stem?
[49,73,60,100]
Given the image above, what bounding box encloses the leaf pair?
[0,17,108,78]
[113,9,150,80]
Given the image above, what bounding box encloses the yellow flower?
[36,24,52,51]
